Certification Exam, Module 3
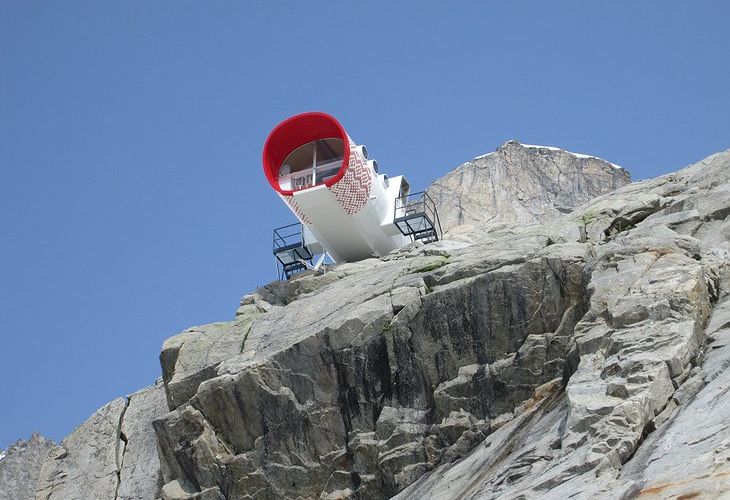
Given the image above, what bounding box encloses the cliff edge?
[3,142,729,499]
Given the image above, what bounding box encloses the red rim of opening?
[262,112,351,196]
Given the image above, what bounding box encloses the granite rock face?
[398,150,730,498]
[154,231,589,499]
[4,144,729,500]
[428,140,630,234]
[0,433,56,500]
[34,381,167,500]
[619,297,730,498]
[153,148,729,499]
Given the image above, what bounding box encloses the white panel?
[302,226,324,255]
[378,175,409,237]
[294,185,376,262]
[290,172,411,263]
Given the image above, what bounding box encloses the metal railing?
[272,222,315,280]
[394,191,443,241]
[273,222,304,253]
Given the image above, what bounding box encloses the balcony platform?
[273,223,313,280]
[393,191,443,244]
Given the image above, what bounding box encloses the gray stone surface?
[0,433,56,500]
[151,147,730,499]
[4,144,730,499]
[118,382,168,500]
[34,382,167,500]
[35,397,127,500]
[396,149,730,499]
[427,140,630,234]
[619,294,730,498]
[153,225,591,499]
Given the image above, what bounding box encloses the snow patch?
[519,143,624,170]
[521,143,561,152]
[473,152,494,160]
[0,450,6,462]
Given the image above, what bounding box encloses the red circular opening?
[262,112,351,196]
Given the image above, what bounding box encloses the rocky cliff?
[398,149,730,499]
[2,142,729,499]
[428,141,630,233]
[32,382,167,500]
[0,434,55,500]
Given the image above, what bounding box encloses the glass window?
[279,139,344,191]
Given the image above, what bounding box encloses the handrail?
[272,221,319,280]
[273,222,304,252]
[394,190,442,241]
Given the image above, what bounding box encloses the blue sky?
[1,2,728,449]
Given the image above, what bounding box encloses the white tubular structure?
[263,112,411,263]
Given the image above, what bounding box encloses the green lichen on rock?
[408,256,448,274]
[581,210,597,226]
